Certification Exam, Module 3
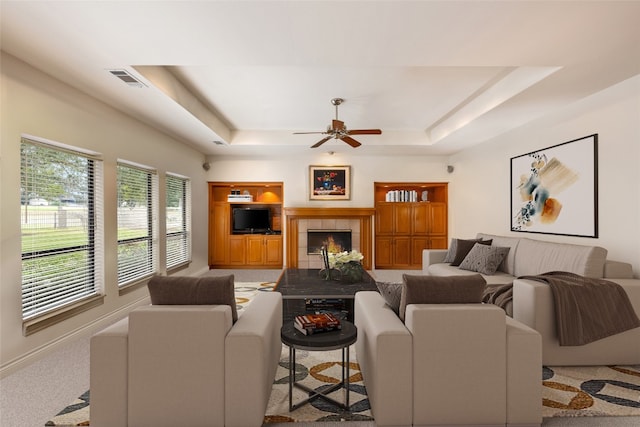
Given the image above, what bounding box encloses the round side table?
[280,320,357,411]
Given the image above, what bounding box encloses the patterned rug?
[46,282,640,424]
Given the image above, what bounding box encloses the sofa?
[422,233,640,365]
[90,282,282,427]
[355,282,542,427]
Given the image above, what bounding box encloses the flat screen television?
[232,207,271,234]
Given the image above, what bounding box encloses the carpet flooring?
[46,281,640,425]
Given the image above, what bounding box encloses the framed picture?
[309,165,351,200]
[510,134,598,238]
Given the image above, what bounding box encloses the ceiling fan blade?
[332,119,345,131]
[293,131,326,134]
[311,136,333,148]
[341,135,362,148]
[347,129,382,135]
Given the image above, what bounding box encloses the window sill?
[23,294,105,336]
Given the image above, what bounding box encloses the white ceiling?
[2,1,639,157]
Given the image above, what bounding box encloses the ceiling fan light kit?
[294,98,382,148]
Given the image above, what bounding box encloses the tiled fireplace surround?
[284,208,375,270]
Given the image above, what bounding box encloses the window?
[166,174,192,269]
[117,161,158,286]
[20,137,104,325]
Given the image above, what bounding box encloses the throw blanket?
[519,271,640,346]
[483,283,513,311]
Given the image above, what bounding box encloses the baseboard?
[0,295,150,379]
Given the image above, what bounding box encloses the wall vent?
[108,69,146,87]
[212,140,227,145]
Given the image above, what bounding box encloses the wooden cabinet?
[374,182,448,269]
[208,182,283,269]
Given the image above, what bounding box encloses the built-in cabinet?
[374,182,448,269]
[208,182,283,269]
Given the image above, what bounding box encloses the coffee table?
[281,320,358,411]
[275,268,378,322]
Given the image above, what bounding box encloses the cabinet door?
[394,205,412,235]
[393,236,412,267]
[429,236,448,249]
[376,203,395,234]
[375,237,394,268]
[228,235,246,265]
[412,204,430,235]
[246,235,265,265]
[264,236,283,266]
[429,203,447,235]
[210,203,229,265]
[411,237,430,267]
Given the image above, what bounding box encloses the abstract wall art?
[510,134,598,237]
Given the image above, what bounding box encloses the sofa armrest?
[422,249,447,268]
[354,291,412,427]
[604,260,634,278]
[225,291,283,427]
[90,318,129,427]
[505,317,542,426]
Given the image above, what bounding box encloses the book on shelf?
[294,313,342,335]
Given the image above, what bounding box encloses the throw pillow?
[148,275,238,322]
[450,239,492,266]
[376,281,403,314]
[458,244,510,275]
[442,238,459,263]
[399,274,486,321]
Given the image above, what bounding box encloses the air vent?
[108,69,146,87]
[212,140,227,145]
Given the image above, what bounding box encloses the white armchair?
[355,291,541,427]
[90,290,282,427]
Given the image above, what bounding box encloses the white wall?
[448,75,640,275]
[0,53,210,375]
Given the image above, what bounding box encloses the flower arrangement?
[324,250,365,283]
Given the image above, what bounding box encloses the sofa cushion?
[476,233,521,275]
[148,275,237,322]
[451,239,492,266]
[513,238,607,278]
[399,274,487,321]
[459,244,510,275]
[427,263,516,285]
[376,281,403,314]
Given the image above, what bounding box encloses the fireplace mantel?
[284,207,376,269]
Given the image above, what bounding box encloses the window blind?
[117,162,158,286]
[166,174,192,269]
[20,138,104,320]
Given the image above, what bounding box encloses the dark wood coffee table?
[275,268,378,322]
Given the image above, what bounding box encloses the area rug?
[542,364,640,417]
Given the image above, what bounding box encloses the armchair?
[90,289,282,427]
[355,290,541,426]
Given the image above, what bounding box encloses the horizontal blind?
[166,174,192,269]
[20,138,103,319]
[117,162,158,286]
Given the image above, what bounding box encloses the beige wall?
[0,53,210,375]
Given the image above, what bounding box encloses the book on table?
[294,313,342,335]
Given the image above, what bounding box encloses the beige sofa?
[90,291,282,427]
[355,291,542,427]
[422,233,640,365]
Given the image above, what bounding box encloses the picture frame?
[309,165,351,200]
[510,134,598,238]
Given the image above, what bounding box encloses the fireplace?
[307,230,352,255]
[284,207,376,269]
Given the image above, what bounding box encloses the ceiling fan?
[294,98,382,148]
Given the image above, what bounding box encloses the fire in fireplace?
[307,230,352,255]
